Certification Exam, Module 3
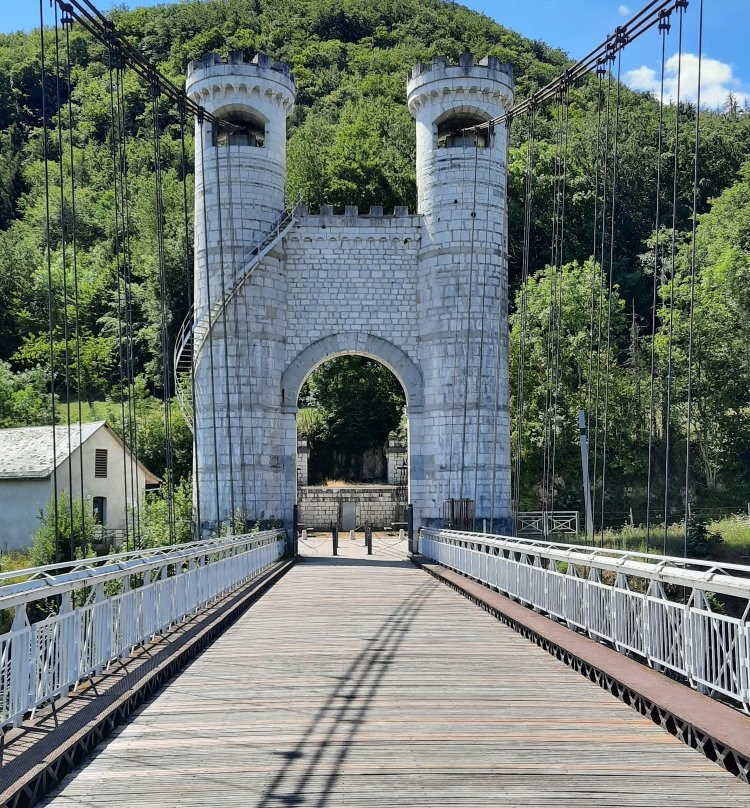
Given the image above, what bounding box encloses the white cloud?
[618,5,631,17]
[625,53,749,109]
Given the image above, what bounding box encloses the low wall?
[297,486,406,530]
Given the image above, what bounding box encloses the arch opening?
[282,335,423,534]
[436,111,490,148]
[297,355,407,487]
[213,110,266,147]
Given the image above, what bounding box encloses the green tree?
[510,260,641,515]
[300,356,405,482]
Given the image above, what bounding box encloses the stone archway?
[281,332,424,415]
[280,333,425,526]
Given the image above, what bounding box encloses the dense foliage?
[0,0,748,523]
[512,160,750,521]
[298,356,405,482]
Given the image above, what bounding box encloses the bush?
[686,515,723,560]
[31,491,96,565]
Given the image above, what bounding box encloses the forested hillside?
[0,0,748,524]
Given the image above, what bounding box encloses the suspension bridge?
[1,0,749,805]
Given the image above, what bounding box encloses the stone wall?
[385,439,407,485]
[298,486,406,530]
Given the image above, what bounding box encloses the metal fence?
[0,531,286,730]
[517,511,579,537]
[419,528,750,711]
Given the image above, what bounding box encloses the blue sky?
[3,0,748,108]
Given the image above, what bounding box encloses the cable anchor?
[59,2,74,29]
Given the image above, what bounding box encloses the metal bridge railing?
[0,531,286,730]
[419,528,750,711]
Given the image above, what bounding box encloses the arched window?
[213,111,266,148]
[436,112,490,149]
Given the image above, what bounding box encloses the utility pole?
[579,410,594,542]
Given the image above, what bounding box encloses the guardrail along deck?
[39,539,750,807]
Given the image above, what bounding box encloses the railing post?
[9,605,31,726]
[407,503,415,554]
[292,504,299,558]
[366,523,373,555]
[332,521,338,556]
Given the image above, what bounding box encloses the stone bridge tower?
[184,52,514,533]
[408,54,514,527]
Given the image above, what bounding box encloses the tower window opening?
[214,112,266,148]
[437,113,489,148]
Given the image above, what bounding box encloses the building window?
[213,111,266,148]
[94,448,108,478]
[436,113,490,148]
[92,496,107,526]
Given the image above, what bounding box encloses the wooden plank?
[416,557,750,763]
[39,538,750,807]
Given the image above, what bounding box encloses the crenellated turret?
[408,54,515,527]
[187,51,296,320]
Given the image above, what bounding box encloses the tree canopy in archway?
[298,356,405,483]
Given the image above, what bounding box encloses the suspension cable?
[198,119,222,530]
[51,0,236,133]
[585,68,605,544]
[60,7,86,555]
[40,0,61,560]
[116,64,142,549]
[227,137,249,526]
[474,0,688,130]
[151,85,176,542]
[599,47,624,543]
[646,11,671,552]
[53,3,76,557]
[447,133,472,504]
[550,84,571,516]
[542,92,564,518]
[213,137,236,527]
[591,57,614,545]
[663,0,686,553]
[472,136,494,514]
[459,138,480,506]
[491,119,510,534]
[178,98,202,539]
[237,131,258,520]
[513,109,535,529]
[683,0,703,555]
[107,43,131,551]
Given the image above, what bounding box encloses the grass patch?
[0,551,34,575]
[567,515,750,564]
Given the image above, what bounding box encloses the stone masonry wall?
[298,486,405,530]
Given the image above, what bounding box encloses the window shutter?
[94,448,108,478]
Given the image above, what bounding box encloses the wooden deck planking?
[40,538,750,807]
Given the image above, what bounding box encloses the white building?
[0,421,159,553]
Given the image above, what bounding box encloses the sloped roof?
[0,422,160,483]
[0,422,104,479]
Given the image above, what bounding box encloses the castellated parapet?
[188,53,514,533]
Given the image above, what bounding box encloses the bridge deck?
[41,539,750,807]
